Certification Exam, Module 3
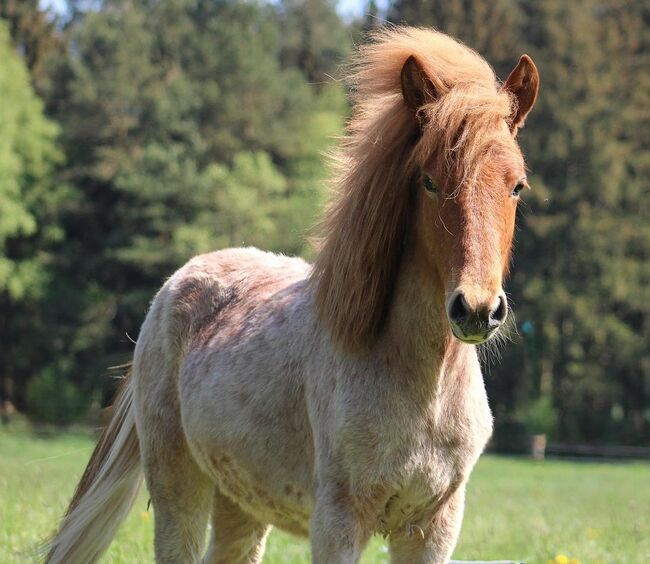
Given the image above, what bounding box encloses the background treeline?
[0,0,647,445]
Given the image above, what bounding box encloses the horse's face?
[402,55,539,344]
[417,139,525,344]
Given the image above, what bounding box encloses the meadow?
[1,426,648,564]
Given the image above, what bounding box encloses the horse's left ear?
[401,55,438,114]
[503,54,540,134]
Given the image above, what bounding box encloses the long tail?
[45,376,142,563]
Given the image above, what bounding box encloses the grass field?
[1,426,648,564]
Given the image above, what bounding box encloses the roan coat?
[45,27,539,564]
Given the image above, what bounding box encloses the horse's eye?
[512,182,526,197]
[423,175,438,195]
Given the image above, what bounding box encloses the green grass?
[1,426,648,563]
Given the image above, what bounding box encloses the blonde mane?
[311,27,516,350]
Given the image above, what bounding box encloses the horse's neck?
[380,249,473,394]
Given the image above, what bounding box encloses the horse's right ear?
[401,55,438,113]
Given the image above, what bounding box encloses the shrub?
[26,367,88,424]
[524,395,558,436]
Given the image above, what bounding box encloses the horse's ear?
[401,55,438,113]
[503,54,540,134]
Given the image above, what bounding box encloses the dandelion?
[550,555,579,564]
[141,511,150,522]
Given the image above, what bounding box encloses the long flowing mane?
[310,27,514,351]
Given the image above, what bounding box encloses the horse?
[45,26,539,564]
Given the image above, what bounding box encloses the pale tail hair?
[45,377,142,564]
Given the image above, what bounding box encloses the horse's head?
[313,29,539,351]
[401,53,539,344]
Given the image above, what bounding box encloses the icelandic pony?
[46,27,539,564]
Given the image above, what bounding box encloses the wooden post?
[531,433,547,460]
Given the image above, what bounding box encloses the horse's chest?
[346,397,491,534]
[376,449,467,534]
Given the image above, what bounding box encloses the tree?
[0,20,70,413]
[40,0,345,404]
[0,0,62,88]
[512,0,649,442]
[278,0,351,86]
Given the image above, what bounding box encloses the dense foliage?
[0,0,647,444]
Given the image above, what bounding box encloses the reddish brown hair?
[311,27,526,350]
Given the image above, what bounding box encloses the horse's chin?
[449,325,498,345]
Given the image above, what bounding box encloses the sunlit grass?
[1,426,648,563]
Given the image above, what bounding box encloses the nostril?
[489,295,508,326]
[449,292,470,324]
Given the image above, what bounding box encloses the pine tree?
[278,0,351,86]
[41,0,346,403]
[514,0,649,442]
[0,20,70,413]
[0,0,62,87]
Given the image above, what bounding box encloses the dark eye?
[512,181,526,197]
[423,175,438,195]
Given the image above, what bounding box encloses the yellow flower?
[551,555,579,564]
[141,511,150,521]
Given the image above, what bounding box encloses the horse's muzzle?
[447,290,507,344]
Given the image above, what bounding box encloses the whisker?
[477,310,517,366]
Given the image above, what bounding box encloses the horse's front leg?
[389,487,466,564]
[310,482,371,564]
